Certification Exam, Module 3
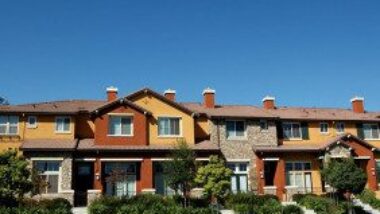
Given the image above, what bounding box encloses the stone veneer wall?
[25,152,74,204]
[209,119,278,191]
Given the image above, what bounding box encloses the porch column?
[274,158,285,200]
[256,156,264,194]
[94,158,102,190]
[140,158,154,193]
[367,157,378,191]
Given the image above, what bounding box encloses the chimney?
[351,96,365,113]
[106,86,118,102]
[203,87,215,108]
[164,89,176,101]
[262,96,275,109]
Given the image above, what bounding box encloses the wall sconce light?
[95,173,100,180]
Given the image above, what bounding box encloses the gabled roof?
[181,103,276,119]
[90,97,152,117]
[0,100,105,115]
[254,133,377,153]
[125,88,196,116]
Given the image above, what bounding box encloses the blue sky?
[1,1,380,110]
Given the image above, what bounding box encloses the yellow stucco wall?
[194,116,210,141]
[283,121,380,146]
[132,94,195,145]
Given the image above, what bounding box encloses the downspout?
[216,119,221,148]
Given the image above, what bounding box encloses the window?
[260,120,268,130]
[55,117,70,133]
[226,120,246,139]
[108,116,133,136]
[104,162,136,197]
[27,116,38,128]
[228,162,248,193]
[320,122,329,134]
[376,161,380,183]
[282,122,302,139]
[336,122,345,133]
[0,115,19,135]
[285,162,312,192]
[363,124,380,140]
[34,161,60,194]
[158,117,181,136]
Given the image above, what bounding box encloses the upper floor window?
[108,115,133,136]
[55,117,70,133]
[27,116,38,128]
[0,115,19,135]
[260,120,268,131]
[226,120,246,139]
[363,123,380,140]
[283,122,301,139]
[320,122,329,134]
[158,117,181,137]
[336,122,345,133]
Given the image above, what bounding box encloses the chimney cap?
[164,89,176,94]
[203,87,215,95]
[106,86,118,92]
[262,96,275,102]
[350,96,364,102]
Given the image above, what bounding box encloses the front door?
[74,162,94,207]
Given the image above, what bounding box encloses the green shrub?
[88,196,125,214]
[358,189,380,210]
[283,204,304,214]
[257,198,282,214]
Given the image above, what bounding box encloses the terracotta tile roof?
[269,106,380,121]
[0,100,105,114]
[181,103,276,119]
[77,139,219,151]
[21,139,78,151]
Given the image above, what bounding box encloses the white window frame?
[320,122,329,134]
[27,116,38,128]
[227,162,249,193]
[285,161,312,188]
[282,122,302,140]
[55,116,71,133]
[33,160,62,194]
[226,120,247,140]
[335,122,345,134]
[0,115,19,136]
[107,115,134,137]
[363,123,380,140]
[157,116,182,137]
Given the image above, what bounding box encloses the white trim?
[226,159,250,162]
[55,116,71,133]
[354,156,371,160]
[100,158,143,162]
[75,158,96,162]
[27,116,38,128]
[350,96,364,102]
[202,87,215,95]
[195,158,210,161]
[87,189,102,193]
[151,158,172,161]
[263,186,277,190]
[59,190,74,194]
[263,157,280,161]
[31,157,64,161]
[106,86,118,92]
[157,116,182,137]
[262,96,275,102]
[226,119,247,140]
[164,89,176,94]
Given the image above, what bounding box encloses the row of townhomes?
[1,87,380,206]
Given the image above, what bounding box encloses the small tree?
[0,150,32,200]
[194,155,232,204]
[163,139,197,207]
[321,158,367,197]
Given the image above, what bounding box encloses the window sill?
[364,138,380,141]
[320,132,329,135]
[55,131,72,135]
[283,138,303,141]
[0,134,19,137]
[158,135,183,138]
[226,137,248,141]
[107,135,134,137]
